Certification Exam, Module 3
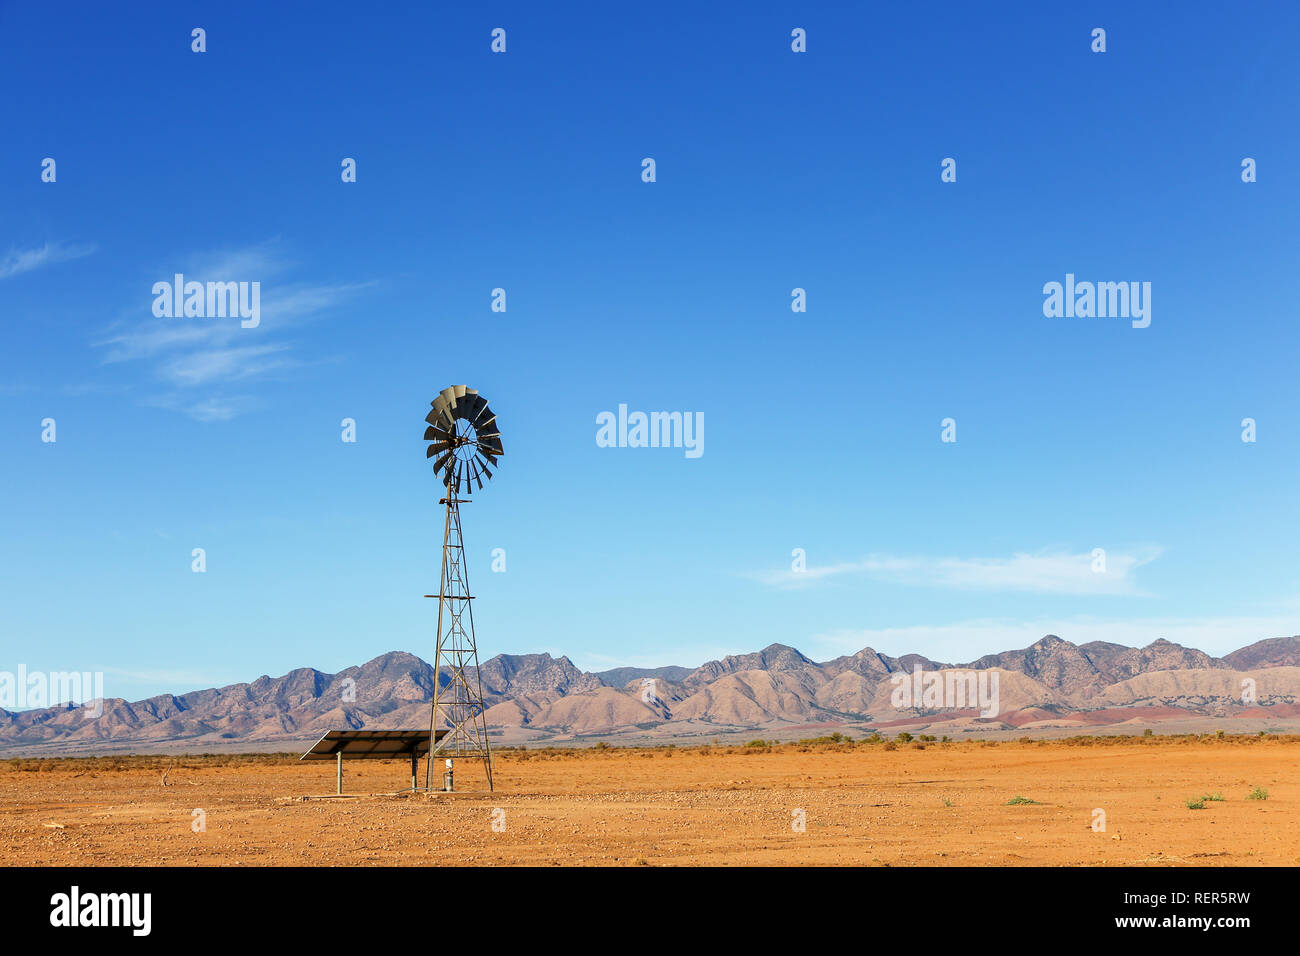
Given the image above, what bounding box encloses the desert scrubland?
[1,735,1296,866]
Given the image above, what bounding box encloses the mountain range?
[3,635,1299,755]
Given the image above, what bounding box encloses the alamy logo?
[890,665,1000,718]
[596,404,704,458]
[1042,273,1150,328]
[0,667,104,718]
[49,886,151,936]
[152,273,261,328]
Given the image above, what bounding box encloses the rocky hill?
[2,635,1298,755]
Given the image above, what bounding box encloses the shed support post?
[336,751,342,795]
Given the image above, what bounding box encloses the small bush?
[1248,787,1269,801]
[895,732,913,744]
[795,734,852,746]
[1185,798,1206,810]
[1006,795,1039,805]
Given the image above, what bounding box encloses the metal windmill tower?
[423,385,503,791]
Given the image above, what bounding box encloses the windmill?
[423,385,503,791]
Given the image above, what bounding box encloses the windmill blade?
[459,394,487,424]
[425,441,451,458]
[426,407,454,429]
[424,424,453,442]
[475,455,494,480]
[471,402,495,427]
[449,385,469,416]
[432,451,454,475]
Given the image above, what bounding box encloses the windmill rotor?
[424,386,504,494]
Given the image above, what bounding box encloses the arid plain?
[2,736,1296,866]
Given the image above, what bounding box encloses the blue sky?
[3,3,1299,702]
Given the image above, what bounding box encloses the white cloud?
[183,240,289,280]
[92,242,373,421]
[265,281,374,320]
[159,343,295,387]
[142,393,261,423]
[751,548,1161,596]
[98,321,237,364]
[0,241,96,279]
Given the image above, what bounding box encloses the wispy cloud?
[0,240,96,280]
[750,548,1162,596]
[158,343,295,387]
[142,393,264,423]
[93,241,374,421]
